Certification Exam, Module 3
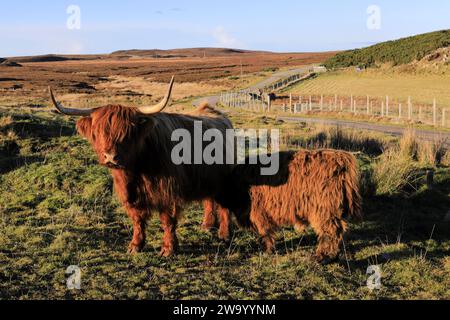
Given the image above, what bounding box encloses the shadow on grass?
[0,155,45,174]
[1,113,77,139]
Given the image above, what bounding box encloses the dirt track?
[193,66,311,106]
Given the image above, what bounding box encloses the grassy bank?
[287,69,450,107]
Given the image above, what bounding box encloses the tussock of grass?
[373,147,420,195]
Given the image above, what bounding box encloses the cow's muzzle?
[103,152,122,168]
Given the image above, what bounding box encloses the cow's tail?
[342,153,362,221]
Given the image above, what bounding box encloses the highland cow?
[217,149,362,263]
[49,77,234,256]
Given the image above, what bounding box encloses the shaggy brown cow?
[49,77,234,256]
[216,149,362,263]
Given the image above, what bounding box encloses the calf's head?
[49,77,174,169]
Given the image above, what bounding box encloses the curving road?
[278,116,450,145]
[193,66,312,107]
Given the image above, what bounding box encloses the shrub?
[324,29,450,69]
[373,147,420,195]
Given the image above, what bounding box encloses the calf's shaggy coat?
[219,150,362,262]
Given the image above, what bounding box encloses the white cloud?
[212,26,240,47]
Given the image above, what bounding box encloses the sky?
[1,0,449,57]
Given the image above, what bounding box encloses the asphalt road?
[279,116,450,145]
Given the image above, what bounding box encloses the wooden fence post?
[320,95,323,111]
[408,99,413,120]
[309,95,312,111]
[381,102,384,117]
[350,95,353,112]
[340,99,343,111]
[267,95,271,112]
[289,93,292,112]
[408,97,412,120]
[399,103,402,119]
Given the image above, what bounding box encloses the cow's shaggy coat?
[76,103,234,256]
[218,150,362,263]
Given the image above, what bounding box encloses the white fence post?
[366,95,370,115]
[289,93,292,112]
[386,96,389,117]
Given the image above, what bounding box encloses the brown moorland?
[0,48,336,106]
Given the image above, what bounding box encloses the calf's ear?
[76,117,93,140]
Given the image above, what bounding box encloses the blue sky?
[1,0,449,57]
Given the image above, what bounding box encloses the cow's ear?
[76,117,93,140]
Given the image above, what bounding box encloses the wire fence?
[220,91,450,128]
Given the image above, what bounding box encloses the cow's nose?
[103,152,119,165]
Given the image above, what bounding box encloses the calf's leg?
[201,199,216,231]
[252,210,275,253]
[217,205,231,242]
[310,217,346,264]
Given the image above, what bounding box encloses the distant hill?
[6,48,276,63]
[8,54,104,63]
[110,48,271,59]
[324,29,450,69]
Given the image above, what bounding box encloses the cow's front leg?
[217,205,231,242]
[201,198,216,231]
[159,209,179,257]
[127,208,147,254]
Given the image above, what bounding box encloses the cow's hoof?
[218,230,230,243]
[128,242,144,254]
[159,246,175,257]
[201,223,215,232]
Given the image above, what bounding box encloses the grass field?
[1,106,449,300]
[287,68,450,107]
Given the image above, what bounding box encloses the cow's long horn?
[137,76,175,115]
[49,87,95,116]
